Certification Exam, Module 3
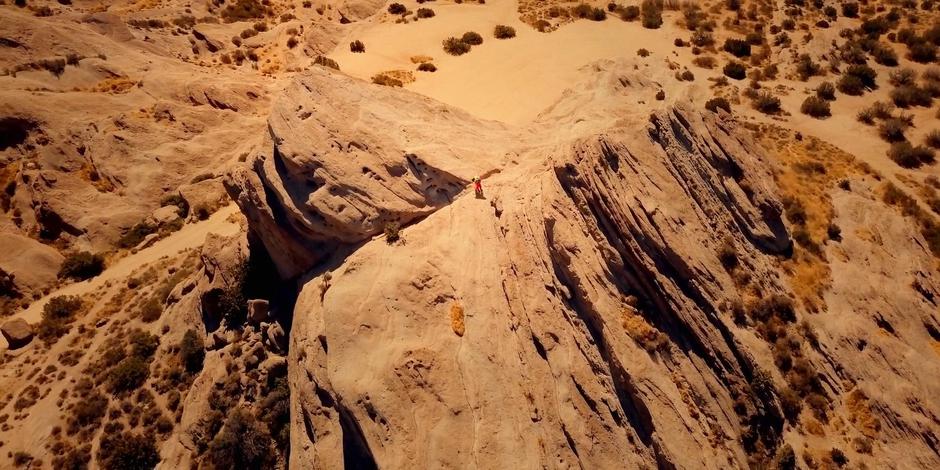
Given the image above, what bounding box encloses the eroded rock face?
[283,103,796,469]
[225,68,510,279]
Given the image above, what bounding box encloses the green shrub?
[752,91,781,114]
[816,81,836,100]
[97,432,159,470]
[461,31,483,45]
[723,61,747,80]
[180,329,206,373]
[38,295,82,341]
[118,222,156,248]
[841,2,858,17]
[205,408,275,469]
[723,38,751,57]
[800,96,831,118]
[641,0,662,28]
[59,251,104,280]
[888,142,935,168]
[220,0,267,23]
[443,37,471,55]
[494,25,515,39]
[350,40,365,53]
[878,118,909,142]
[620,5,640,21]
[705,97,731,113]
[108,356,150,394]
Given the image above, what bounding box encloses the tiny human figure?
[473,177,484,199]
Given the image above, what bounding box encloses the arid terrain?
[1,0,939,469]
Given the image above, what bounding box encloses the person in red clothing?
[472,177,484,198]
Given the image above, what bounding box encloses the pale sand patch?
[329,1,689,124]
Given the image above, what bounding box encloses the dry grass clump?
[450,303,465,336]
[621,305,668,353]
[816,81,835,100]
[693,55,716,69]
[372,73,402,87]
[313,55,339,70]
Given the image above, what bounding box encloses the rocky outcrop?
[225,68,510,279]
[1,318,32,349]
[0,233,64,297]
[281,94,798,468]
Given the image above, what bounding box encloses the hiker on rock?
[473,177,484,199]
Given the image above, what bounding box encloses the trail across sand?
[0,205,242,349]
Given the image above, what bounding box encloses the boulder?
[247,299,269,323]
[0,233,64,296]
[149,205,182,226]
[1,318,34,349]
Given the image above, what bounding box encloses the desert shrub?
[417,62,437,72]
[889,68,917,87]
[180,329,205,373]
[128,329,159,359]
[108,356,150,394]
[830,448,848,467]
[842,2,859,17]
[637,48,650,57]
[641,0,663,29]
[620,5,640,20]
[69,391,107,433]
[779,388,802,422]
[205,409,275,469]
[139,297,162,322]
[717,239,738,270]
[350,40,365,53]
[461,31,483,45]
[313,55,339,70]
[679,70,694,81]
[752,91,781,114]
[723,38,751,57]
[98,432,159,470]
[59,251,104,280]
[416,7,435,18]
[535,19,551,32]
[494,25,515,39]
[220,0,267,23]
[925,130,940,149]
[655,89,665,100]
[705,97,731,113]
[385,221,401,243]
[909,41,938,63]
[443,37,471,55]
[240,28,257,39]
[856,108,875,124]
[891,85,933,108]
[795,54,821,81]
[844,65,877,90]
[888,142,935,168]
[693,56,716,68]
[691,30,714,47]
[387,3,406,14]
[816,81,836,100]
[723,61,747,80]
[38,295,82,341]
[286,36,298,48]
[879,118,909,142]
[118,222,156,248]
[801,96,831,118]
[872,43,898,66]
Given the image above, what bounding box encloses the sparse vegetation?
[385,221,401,243]
[37,295,82,342]
[878,118,909,142]
[314,55,339,70]
[641,0,663,29]
[705,97,731,113]
[220,0,268,23]
[461,31,483,46]
[350,40,365,53]
[816,81,835,100]
[752,91,781,114]
[98,431,159,470]
[723,38,751,57]
[723,61,747,80]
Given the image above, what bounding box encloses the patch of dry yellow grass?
[450,303,465,336]
[757,124,870,312]
[410,55,433,64]
[845,389,881,439]
[621,304,667,352]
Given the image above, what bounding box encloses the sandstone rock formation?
[1,318,32,349]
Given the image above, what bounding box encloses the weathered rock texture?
[223,66,940,469]
[1,318,32,349]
